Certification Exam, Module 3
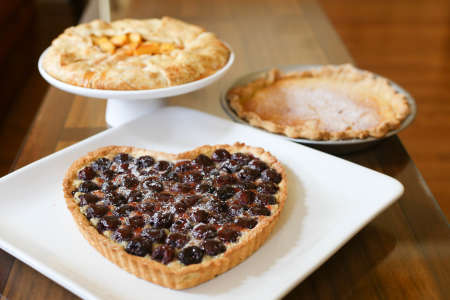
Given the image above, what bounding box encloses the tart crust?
[227,64,410,140]
[62,143,287,289]
[43,17,230,90]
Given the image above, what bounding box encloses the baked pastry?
[227,64,410,140]
[63,143,286,289]
[43,17,230,90]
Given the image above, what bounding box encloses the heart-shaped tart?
[63,143,287,289]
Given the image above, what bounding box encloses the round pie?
[42,17,230,90]
[63,143,287,289]
[227,64,410,140]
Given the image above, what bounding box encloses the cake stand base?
[106,98,165,127]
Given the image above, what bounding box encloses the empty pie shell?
[227,64,410,140]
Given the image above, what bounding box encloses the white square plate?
[0,107,403,300]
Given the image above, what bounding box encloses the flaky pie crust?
[43,17,230,90]
[227,64,410,140]
[62,143,287,289]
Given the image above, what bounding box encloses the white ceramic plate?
[0,107,403,300]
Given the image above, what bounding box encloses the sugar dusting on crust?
[228,64,410,140]
[247,79,381,132]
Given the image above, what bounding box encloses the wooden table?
[1,0,449,299]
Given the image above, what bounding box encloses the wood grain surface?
[1,0,449,299]
[319,0,450,222]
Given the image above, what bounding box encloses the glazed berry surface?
[73,148,282,266]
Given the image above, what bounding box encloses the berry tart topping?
[73,147,282,266]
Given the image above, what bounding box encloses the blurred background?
[1,0,448,218]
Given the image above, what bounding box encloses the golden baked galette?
[63,143,286,289]
[43,17,230,90]
[227,64,410,140]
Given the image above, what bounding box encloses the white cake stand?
[38,48,234,127]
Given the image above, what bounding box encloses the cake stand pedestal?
[105,98,165,127]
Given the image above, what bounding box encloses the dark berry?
[257,182,279,194]
[210,213,233,225]
[178,246,204,265]
[231,152,252,165]
[154,160,171,171]
[174,202,187,213]
[216,185,236,200]
[136,156,155,169]
[215,174,237,186]
[237,167,260,182]
[160,171,179,182]
[192,224,217,239]
[234,217,258,229]
[125,237,152,257]
[170,182,193,193]
[141,228,167,243]
[153,192,173,202]
[85,204,109,219]
[261,168,282,183]
[218,226,240,243]
[255,193,277,205]
[151,212,173,229]
[113,204,135,217]
[212,149,231,162]
[97,216,121,232]
[143,180,163,192]
[228,203,245,217]
[114,153,132,164]
[249,159,268,172]
[103,192,127,206]
[101,170,116,180]
[170,219,192,233]
[234,181,257,190]
[202,240,226,256]
[78,193,99,206]
[78,166,97,180]
[91,157,112,172]
[127,190,143,203]
[179,195,201,207]
[220,159,242,173]
[190,210,210,223]
[117,163,130,173]
[249,206,271,216]
[192,154,214,167]
[78,181,99,193]
[126,216,144,229]
[206,199,228,213]
[139,169,158,176]
[122,176,139,189]
[101,181,117,192]
[111,227,133,242]
[138,201,155,214]
[166,233,189,249]
[233,190,255,205]
[182,172,203,183]
[195,183,215,194]
[152,245,175,264]
[174,161,193,173]
[207,169,220,177]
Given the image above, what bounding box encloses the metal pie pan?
[220,64,416,155]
